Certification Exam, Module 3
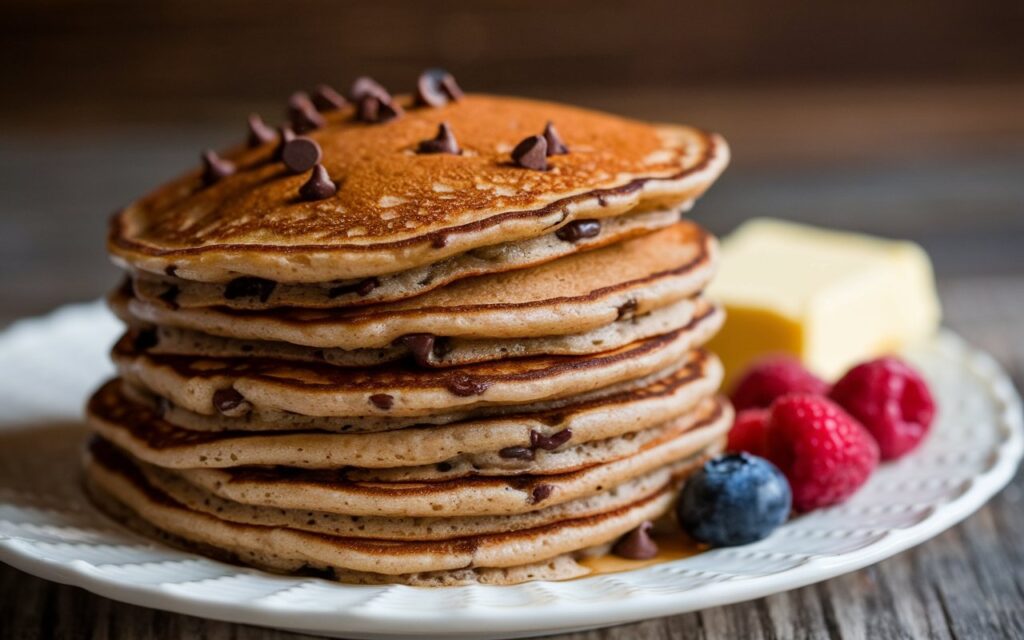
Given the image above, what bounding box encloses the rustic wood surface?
[1,83,1022,638]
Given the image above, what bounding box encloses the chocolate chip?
[417,122,461,155]
[328,277,380,299]
[435,461,453,472]
[312,84,347,111]
[555,219,601,242]
[358,95,403,123]
[612,521,659,560]
[281,137,322,173]
[164,265,178,277]
[299,164,338,201]
[400,333,437,367]
[247,113,277,147]
[415,68,463,107]
[543,121,569,155]
[446,373,489,397]
[499,446,535,461]
[431,233,449,248]
[200,150,235,185]
[348,76,390,102]
[530,428,573,451]
[288,92,326,133]
[616,298,638,321]
[224,277,277,303]
[157,284,180,310]
[511,135,548,171]
[369,393,394,410]
[132,328,158,351]
[531,484,554,504]
[213,388,252,418]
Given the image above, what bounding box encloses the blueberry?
[677,453,791,546]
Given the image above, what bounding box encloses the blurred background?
[2,0,1022,344]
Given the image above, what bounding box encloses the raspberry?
[730,356,829,411]
[763,394,879,512]
[830,357,936,460]
[727,409,769,457]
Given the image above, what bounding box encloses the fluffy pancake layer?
[118,222,717,349]
[109,95,727,283]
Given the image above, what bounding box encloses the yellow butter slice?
[706,218,941,387]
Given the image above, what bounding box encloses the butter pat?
[706,218,941,386]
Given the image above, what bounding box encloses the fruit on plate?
[677,453,792,546]
[762,394,879,512]
[730,356,830,411]
[830,357,936,460]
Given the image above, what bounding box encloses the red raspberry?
[730,356,830,411]
[829,357,936,461]
[764,394,879,512]
[727,409,769,457]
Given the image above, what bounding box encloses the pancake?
[86,438,679,581]
[119,221,717,350]
[88,350,720,469]
[170,397,731,517]
[135,456,697,541]
[131,208,684,310]
[344,399,717,482]
[113,308,724,419]
[108,94,728,284]
[141,360,700,434]
[122,296,706,369]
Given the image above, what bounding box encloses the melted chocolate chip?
[616,298,638,321]
[415,68,463,107]
[288,92,326,133]
[273,127,297,161]
[555,219,601,242]
[543,121,569,155]
[446,373,489,397]
[369,393,394,410]
[200,150,235,185]
[213,388,252,418]
[531,484,554,504]
[348,76,390,102]
[435,461,453,472]
[612,521,659,560]
[499,446,535,461]
[223,277,277,303]
[132,328,158,351]
[511,135,548,171]
[431,233,449,248]
[417,122,460,155]
[299,164,338,201]
[327,277,380,299]
[157,284,180,310]
[281,137,323,174]
[164,265,178,277]
[400,333,437,367]
[312,84,347,111]
[530,428,573,451]
[247,113,277,147]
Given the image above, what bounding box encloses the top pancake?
[108,94,728,283]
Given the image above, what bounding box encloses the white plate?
[0,302,1020,640]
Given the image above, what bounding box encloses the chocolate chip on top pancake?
[109,95,728,284]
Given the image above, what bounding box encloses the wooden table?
[2,85,1022,638]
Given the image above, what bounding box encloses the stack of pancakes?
[85,78,732,585]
